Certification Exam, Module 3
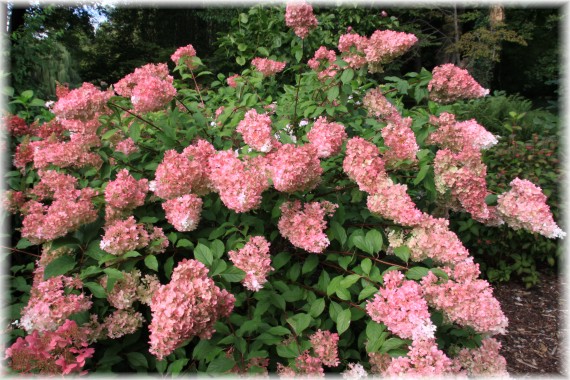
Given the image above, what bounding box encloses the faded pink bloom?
[148,259,235,360]
[428,64,489,104]
[236,109,276,152]
[228,236,273,291]
[338,33,369,69]
[115,138,138,155]
[384,339,454,376]
[101,270,141,310]
[148,227,169,254]
[362,87,401,123]
[162,194,203,232]
[4,114,30,136]
[105,169,148,211]
[52,82,112,121]
[285,1,318,39]
[32,118,65,140]
[153,149,206,200]
[295,351,324,376]
[251,57,287,77]
[103,309,144,339]
[367,178,424,227]
[308,46,339,80]
[428,112,498,152]
[366,271,436,341]
[381,117,419,165]
[497,177,565,238]
[306,117,347,158]
[208,151,270,213]
[343,137,386,193]
[268,143,322,193]
[99,216,150,256]
[19,266,91,333]
[31,132,103,170]
[310,330,340,367]
[171,43,197,66]
[364,30,418,73]
[278,200,337,253]
[342,363,368,379]
[227,74,240,88]
[114,63,176,113]
[421,259,508,335]
[182,139,216,195]
[453,338,508,376]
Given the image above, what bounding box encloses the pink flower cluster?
[337,33,368,69]
[4,114,30,136]
[306,117,347,158]
[453,338,508,376]
[366,179,424,227]
[30,132,103,170]
[52,82,113,121]
[227,74,240,88]
[103,309,144,339]
[19,266,92,333]
[162,194,203,232]
[366,271,436,341]
[310,330,340,367]
[115,137,138,155]
[228,236,273,291]
[114,63,176,113]
[362,87,400,123]
[148,259,235,360]
[99,216,168,256]
[497,177,565,238]
[21,171,98,244]
[383,339,454,376]
[421,259,508,335]
[6,319,94,375]
[429,112,497,152]
[269,144,322,193]
[404,217,470,266]
[101,270,142,310]
[343,137,386,193]
[364,30,418,73]
[428,64,489,104]
[209,151,270,212]
[308,46,338,80]
[251,57,287,77]
[285,1,318,39]
[381,117,419,165]
[278,200,337,253]
[33,118,65,140]
[104,169,148,221]
[153,144,212,200]
[237,109,276,152]
[277,351,324,377]
[171,43,197,66]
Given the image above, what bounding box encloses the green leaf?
[267,326,291,336]
[414,164,431,185]
[43,255,76,279]
[286,313,311,334]
[361,258,372,274]
[302,255,319,274]
[336,309,351,335]
[220,266,245,282]
[380,337,407,353]
[257,46,270,56]
[144,255,159,272]
[207,356,235,374]
[358,286,378,301]
[176,239,193,248]
[341,69,354,84]
[354,236,373,255]
[168,358,189,375]
[366,321,387,352]
[15,238,33,249]
[485,194,498,206]
[210,239,225,259]
[406,266,430,280]
[429,268,449,280]
[273,252,290,270]
[277,342,299,358]
[327,275,343,296]
[340,274,360,288]
[330,221,347,246]
[126,352,148,369]
[309,298,326,318]
[393,246,410,263]
[84,282,106,298]
[236,56,246,66]
[366,229,383,254]
[327,86,340,102]
[194,244,213,266]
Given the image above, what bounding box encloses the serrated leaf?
[380,337,407,353]
[176,239,193,248]
[327,275,343,296]
[43,255,76,279]
[220,266,245,282]
[194,244,213,266]
[354,236,373,255]
[15,238,33,249]
[286,313,311,334]
[337,309,351,335]
[207,356,235,374]
[366,229,383,254]
[126,352,148,369]
[406,266,430,280]
[330,221,347,246]
[144,255,159,272]
[210,239,225,259]
[327,86,340,102]
[358,286,378,301]
[267,326,291,336]
[302,255,319,274]
[361,258,372,274]
[340,274,360,288]
[393,246,410,262]
[414,164,431,185]
[84,282,106,298]
[309,298,326,318]
[341,69,354,84]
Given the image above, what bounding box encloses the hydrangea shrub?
[4,2,564,376]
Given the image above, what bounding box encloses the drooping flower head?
[308,46,339,80]
[162,194,203,232]
[285,1,318,39]
[236,109,276,152]
[268,143,323,193]
[307,117,347,158]
[52,82,113,121]
[148,259,235,360]
[171,44,197,66]
[338,32,368,69]
[228,236,273,291]
[364,30,418,73]
[428,64,489,104]
[251,58,287,77]
[310,330,340,367]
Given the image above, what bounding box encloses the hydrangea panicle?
[364,30,418,73]
[162,194,203,232]
[310,330,340,366]
[285,1,318,39]
[269,143,323,192]
[236,109,276,152]
[99,216,150,255]
[251,57,287,77]
[428,64,489,104]
[171,43,197,66]
[306,117,347,158]
[228,236,273,291]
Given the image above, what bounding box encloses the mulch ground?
[493,271,566,377]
